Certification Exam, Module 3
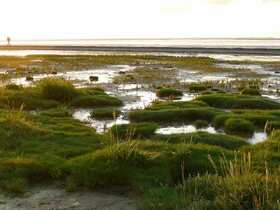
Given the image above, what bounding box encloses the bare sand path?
[0,186,137,210]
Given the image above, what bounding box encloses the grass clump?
[194,120,209,128]
[155,132,247,149]
[109,123,159,139]
[90,108,121,120]
[241,88,261,96]
[156,88,183,99]
[0,112,45,150]
[265,121,280,134]
[71,95,123,108]
[5,83,22,90]
[197,94,280,109]
[37,78,77,102]
[224,118,255,137]
[188,83,211,93]
[67,142,148,189]
[129,107,222,124]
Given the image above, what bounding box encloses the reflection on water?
[248,132,267,144]
[155,125,217,135]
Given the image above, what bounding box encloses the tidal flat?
[0,52,280,209]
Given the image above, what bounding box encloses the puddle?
[155,125,267,145]
[155,125,217,135]
[72,109,129,134]
[248,132,267,144]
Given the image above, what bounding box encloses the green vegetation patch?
[90,107,121,120]
[156,88,183,99]
[224,118,255,137]
[37,78,77,103]
[109,123,159,139]
[197,93,280,109]
[129,107,223,124]
[155,132,248,149]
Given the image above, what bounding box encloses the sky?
[0,0,280,40]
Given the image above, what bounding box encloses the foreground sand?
[0,186,137,210]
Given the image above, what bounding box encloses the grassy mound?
[197,94,280,109]
[0,156,65,194]
[71,95,123,108]
[67,142,148,189]
[109,123,159,139]
[188,83,211,93]
[224,118,255,137]
[90,107,121,120]
[148,100,208,110]
[0,88,60,110]
[240,88,261,96]
[155,132,247,149]
[0,112,45,149]
[194,120,209,128]
[156,88,183,98]
[37,78,77,102]
[129,107,223,124]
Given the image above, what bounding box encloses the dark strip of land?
[0,45,280,55]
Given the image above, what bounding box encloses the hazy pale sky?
[0,0,280,40]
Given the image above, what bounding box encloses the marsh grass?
[156,88,183,98]
[90,107,121,120]
[37,78,77,102]
[109,123,159,139]
[198,94,280,109]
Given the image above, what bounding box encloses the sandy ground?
[0,186,137,210]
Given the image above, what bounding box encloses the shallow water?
[248,132,267,144]
[155,125,267,144]
[155,125,217,135]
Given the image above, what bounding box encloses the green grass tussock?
[109,123,159,139]
[155,132,248,149]
[197,94,280,109]
[224,118,255,137]
[129,107,223,124]
[156,88,183,98]
[240,88,261,96]
[90,107,121,120]
[37,78,77,103]
[71,95,123,108]
[67,142,148,189]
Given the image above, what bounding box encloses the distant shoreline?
[0,45,280,56]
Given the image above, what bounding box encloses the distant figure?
[7,36,11,46]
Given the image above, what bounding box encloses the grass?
[156,88,183,99]
[224,118,255,137]
[71,95,123,108]
[241,88,261,96]
[154,132,248,149]
[129,107,223,124]
[37,78,77,102]
[109,123,159,139]
[197,93,280,109]
[90,107,121,120]
[0,79,123,110]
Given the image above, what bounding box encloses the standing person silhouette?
[7,36,11,46]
